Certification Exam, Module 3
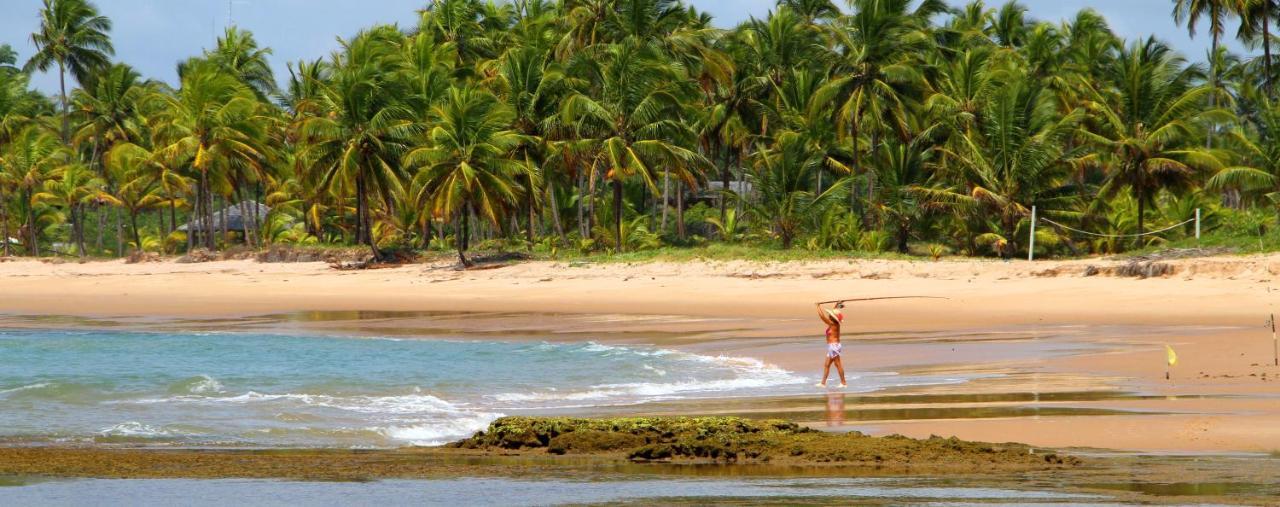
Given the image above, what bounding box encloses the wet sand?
[1,255,1279,453]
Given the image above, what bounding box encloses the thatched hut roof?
[179,202,271,233]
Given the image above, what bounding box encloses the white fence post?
[1028,205,1037,261]
[1195,208,1201,242]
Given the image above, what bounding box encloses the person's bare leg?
[818,357,833,387]
[834,356,847,387]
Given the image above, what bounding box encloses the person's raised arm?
[816,303,833,326]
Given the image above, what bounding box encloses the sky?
[0,0,1256,96]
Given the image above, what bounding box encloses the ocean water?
[0,328,969,447]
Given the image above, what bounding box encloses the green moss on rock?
[547,430,645,455]
[451,416,1080,470]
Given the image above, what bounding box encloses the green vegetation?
[5,0,1280,262]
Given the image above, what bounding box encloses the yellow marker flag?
[1166,345,1178,367]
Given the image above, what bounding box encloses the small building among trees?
[179,202,270,245]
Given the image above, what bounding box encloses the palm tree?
[1173,0,1235,68]
[420,0,500,72]
[940,77,1085,257]
[739,6,825,88]
[404,87,525,266]
[747,133,848,249]
[1081,38,1227,235]
[71,63,145,253]
[0,126,67,255]
[1208,98,1280,217]
[1172,0,1235,143]
[102,143,164,252]
[72,63,144,159]
[777,0,840,24]
[151,61,268,251]
[24,0,113,142]
[33,162,104,256]
[0,63,42,142]
[199,27,276,99]
[492,46,561,244]
[869,124,959,253]
[561,41,707,250]
[822,0,947,220]
[297,27,415,259]
[1236,0,1277,94]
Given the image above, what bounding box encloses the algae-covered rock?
[452,416,804,454]
[452,416,1079,470]
[547,430,644,455]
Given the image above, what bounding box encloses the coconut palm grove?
[3,0,1280,264]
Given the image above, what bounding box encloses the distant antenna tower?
[227,0,250,27]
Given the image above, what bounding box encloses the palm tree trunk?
[187,191,196,252]
[737,146,746,218]
[661,170,669,232]
[612,178,624,252]
[866,128,880,229]
[1265,12,1274,96]
[526,174,536,246]
[238,195,254,248]
[73,204,85,257]
[130,211,143,253]
[242,198,253,248]
[851,113,865,223]
[586,164,598,236]
[194,179,203,250]
[157,208,167,253]
[1208,35,1220,149]
[457,207,471,267]
[219,196,228,243]
[115,207,123,255]
[1,191,10,257]
[896,220,910,254]
[253,182,262,242]
[97,205,105,252]
[203,172,215,250]
[719,143,731,226]
[1137,188,1146,239]
[548,178,566,243]
[356,174,378,260]
[576,168,586,238]
[1001,215,1017,259]
[25,189,37,257]
[676,180,686,240]
[420,215,433,249]
[58,62,69,143]
[644,182,654,232]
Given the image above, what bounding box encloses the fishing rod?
[816,296,951,305]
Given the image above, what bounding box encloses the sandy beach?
[2,253,1279,453]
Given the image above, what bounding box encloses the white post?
[1028,206,1037,261]
[1195,208,1201,241]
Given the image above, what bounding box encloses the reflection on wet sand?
[825,393,844,427]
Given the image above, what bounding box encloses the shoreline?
[2,255,1279,454]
